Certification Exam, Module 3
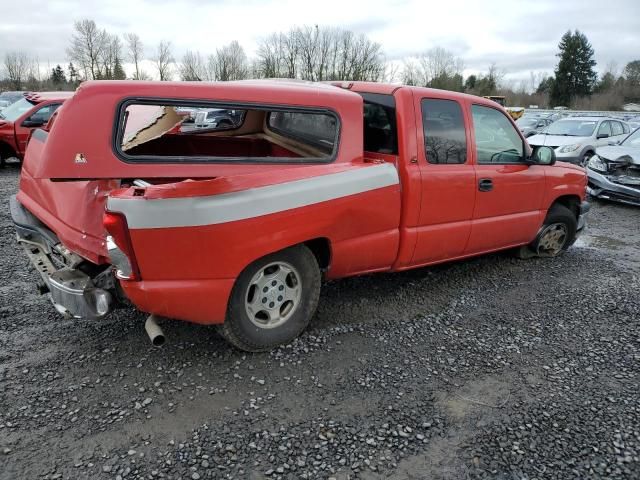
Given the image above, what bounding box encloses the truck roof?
[74,80,362,107]
[342,81,506,107]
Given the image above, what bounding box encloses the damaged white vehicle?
[587,127,640,206]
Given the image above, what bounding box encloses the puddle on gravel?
[575,234,628,251]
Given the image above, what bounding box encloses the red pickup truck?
[0,92,73,166]
[11,80,589,351]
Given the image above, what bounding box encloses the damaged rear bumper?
[587,170,640,206]
[10,195,115,319]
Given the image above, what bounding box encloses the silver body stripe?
[107,163,399,229]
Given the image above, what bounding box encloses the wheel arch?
[0,140,18,159]
[580,146,595,159]
[303,237,332,272]
[549,194,581,220]
[236,236,332,281]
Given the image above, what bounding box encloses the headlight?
[587,155,607,173]
[559,143,581,153]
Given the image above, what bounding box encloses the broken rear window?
[115,101,339,164]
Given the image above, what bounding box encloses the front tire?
[532,204,577,257]
[516,204,577,259]
[219,245,321,352]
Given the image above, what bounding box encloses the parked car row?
[528,116,633,166]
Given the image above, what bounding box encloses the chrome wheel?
[537,223,568,256]
[244,261,302,329]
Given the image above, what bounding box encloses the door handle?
[478,178,493,192]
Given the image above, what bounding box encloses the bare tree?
[67,19,109,80]
[124,32,145,80]
[380,61,400,83]
[401,58,419,85]
[255,33,287,78]
[254,26,384,82]
[153,41,174,81]
[99,34,126,79]
[179,50,206,81]
[400,47,463,89]
[208,41,248,81]
[4,51,30,89]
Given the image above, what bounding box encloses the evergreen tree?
[113,56,127,80]
[463,74,477,92]
[550,30,597,106]
[474,75,497,96]
[68,62,80,85]
[536,76,554,94]
[50,64,66,85]
[596,72,616,93]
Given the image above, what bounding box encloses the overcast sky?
[1,0,639,85]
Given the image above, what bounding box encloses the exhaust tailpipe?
[145,315,165,347]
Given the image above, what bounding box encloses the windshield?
[517,118,539,127]
[545,119,597,136]
[0,98,36,122]
[622,128,640,147]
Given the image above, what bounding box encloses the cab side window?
[421,99,467,164]
[24,104,60,125]
[471,105,524,164]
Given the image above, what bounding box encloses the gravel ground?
[0,164,638,480]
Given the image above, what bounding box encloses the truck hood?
[595,145,640,164]
[555,161,585,172]
[527,134,589,147]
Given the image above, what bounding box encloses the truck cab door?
[409,95,476,266]
[16,103,61,155]
[466,104,545,253]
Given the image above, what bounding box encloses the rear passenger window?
[421,99,467,164]
[359,93,398,154]
[611,121,624,136]
[622,123,630,134]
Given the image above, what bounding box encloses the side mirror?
[531,146,556,166]
[607,140,620,146]
[22,118,46,128]
[596,132,609,139]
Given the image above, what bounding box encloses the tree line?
[2,19,639,110]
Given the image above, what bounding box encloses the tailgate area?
[10,195,117,319]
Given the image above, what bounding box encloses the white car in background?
[528,116,631,166]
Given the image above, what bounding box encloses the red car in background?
[0,91,73,166]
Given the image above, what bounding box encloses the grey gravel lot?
[0,164,639,480]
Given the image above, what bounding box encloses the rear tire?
[218,245,321,352]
